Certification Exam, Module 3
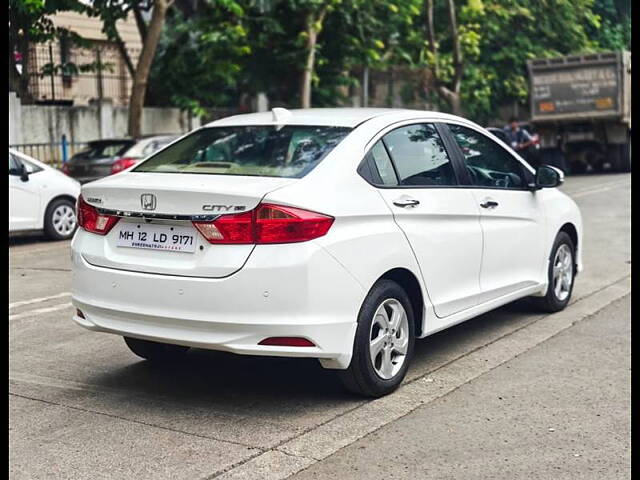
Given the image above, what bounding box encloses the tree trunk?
[300,13,317,109]
[423,0,463,116]
[128,0,171,138]
[438,86,462,116]
[299,6,328,109]
[449,92,462,116]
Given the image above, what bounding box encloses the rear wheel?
[530,232,575,313]
[43,198,77,240]
[123,337,190,361]
[339,280,415,397]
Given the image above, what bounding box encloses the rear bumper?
[71,235,364,369]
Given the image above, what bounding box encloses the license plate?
[116,223,197,253]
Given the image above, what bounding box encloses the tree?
[423,0,464,115]
[89,0,178,138]
[146,0,253,115]
[293,0,341,108]
[588,0,631,51]
[127,0,172,137]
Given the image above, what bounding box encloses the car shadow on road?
[9,233,60,246]
[81,298,541,411]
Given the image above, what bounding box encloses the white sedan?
[71,108,582,397]
[9,148,81,240]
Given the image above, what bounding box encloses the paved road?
[9,173,631,480]
[290,294,630,480]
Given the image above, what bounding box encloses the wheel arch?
[559,222,578,254]
[377,267,425,338]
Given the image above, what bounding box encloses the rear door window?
[382,123,457,186]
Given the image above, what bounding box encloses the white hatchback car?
[71,108,582,397]
[10,148,81,240]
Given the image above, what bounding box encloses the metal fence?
[9,142,88,169]
[27,40,139,106]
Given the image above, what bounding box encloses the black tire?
[339,279,415,397]
[618,142,631,172]
[123,336,190,362]
[530,232,576,313]
[43,197,77,240]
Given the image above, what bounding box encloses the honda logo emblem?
[140,194,157,211]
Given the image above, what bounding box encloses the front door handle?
[480,200,499,209]
[393,197,420,208]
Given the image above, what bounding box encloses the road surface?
[9,173,631,480]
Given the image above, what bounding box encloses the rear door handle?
[393,197,420,208]
[480,200,499,209]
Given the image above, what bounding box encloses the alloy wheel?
[553,244,573,301]
[369,298,409,380]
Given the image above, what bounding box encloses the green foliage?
[11,0,632,121]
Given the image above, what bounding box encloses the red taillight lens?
[258,337,316,347]
[194,210,254,244]
[193,203,334,245]
[76,195,120,235]
[111,157,138,175]
[62,162,70,175]
[255,204,334,244]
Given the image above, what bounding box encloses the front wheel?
[530,232,576,313]
[123,337,190,362]
[339,280,415,397]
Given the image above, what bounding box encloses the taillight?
[111,157,138,175]
[193,203,334,244]
[76,195,120,235]
[62,163,70,175]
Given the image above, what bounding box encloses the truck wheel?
[618,142,631,172]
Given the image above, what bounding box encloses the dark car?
[63,139,135,183]
[110,135,179,175]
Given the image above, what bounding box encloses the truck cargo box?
[527,51,630,126]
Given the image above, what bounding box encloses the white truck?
[527,51,631,173]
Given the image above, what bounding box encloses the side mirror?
[533,164,563,189]
[19,163,30,182]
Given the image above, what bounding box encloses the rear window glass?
[77,142,133,159]
[133,126,352,178]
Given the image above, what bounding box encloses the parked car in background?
[10,148,80,240]
[111,135,180,175]
[63,139,136,183]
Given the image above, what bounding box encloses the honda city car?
[71,108,582,397]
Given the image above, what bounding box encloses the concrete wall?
[9,92,201,145]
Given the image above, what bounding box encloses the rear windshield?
[78,141,133,159]
[133,125,352,178]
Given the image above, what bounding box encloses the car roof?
[9,148,52,171]
[204,108,465,128]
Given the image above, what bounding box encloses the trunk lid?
[80,172,295,277]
